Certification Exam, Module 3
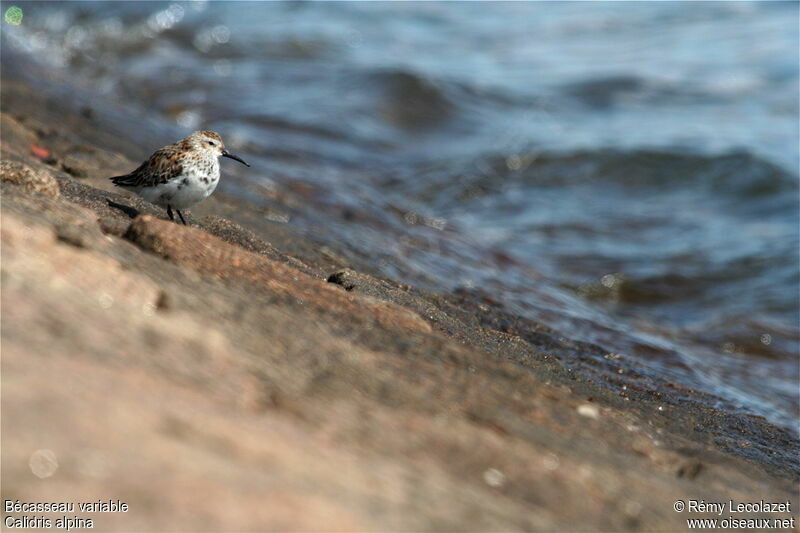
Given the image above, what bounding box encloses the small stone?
[577,404,600,420]
[0,160,59,197]
[327,270,357,291]
[31,144,51,160]
[483,468,506,488]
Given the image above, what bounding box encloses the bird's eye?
[207,141,215,146]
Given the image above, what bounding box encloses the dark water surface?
[3,1,798,430]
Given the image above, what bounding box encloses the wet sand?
[1,69,798,531]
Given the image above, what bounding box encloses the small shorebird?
[110,130,249,224]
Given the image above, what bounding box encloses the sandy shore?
[1,68,797,531]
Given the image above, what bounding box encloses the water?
[3,1,798,430]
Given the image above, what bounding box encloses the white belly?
[137,172,219,209]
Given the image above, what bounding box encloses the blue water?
[3,1,798,430]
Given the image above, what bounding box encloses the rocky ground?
[1,73,798,531]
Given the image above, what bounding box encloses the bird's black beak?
[222,150,250,167]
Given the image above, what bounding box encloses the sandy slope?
[1,74,797,532]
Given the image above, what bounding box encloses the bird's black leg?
[176,209,187,225]
[167,205,175,222]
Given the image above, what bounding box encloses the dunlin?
[110,130,249,224]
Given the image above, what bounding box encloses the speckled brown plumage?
[111,146,187,188]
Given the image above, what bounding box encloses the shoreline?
[1,66,797,530]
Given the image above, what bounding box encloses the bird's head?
[187,130,250,166]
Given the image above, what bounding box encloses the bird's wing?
[110,146,186,188]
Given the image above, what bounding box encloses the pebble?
[577,404,600,420]
[483,468,506,488]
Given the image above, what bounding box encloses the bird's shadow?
[107,199,140,219]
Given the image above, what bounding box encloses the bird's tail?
[109,173,137,189]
